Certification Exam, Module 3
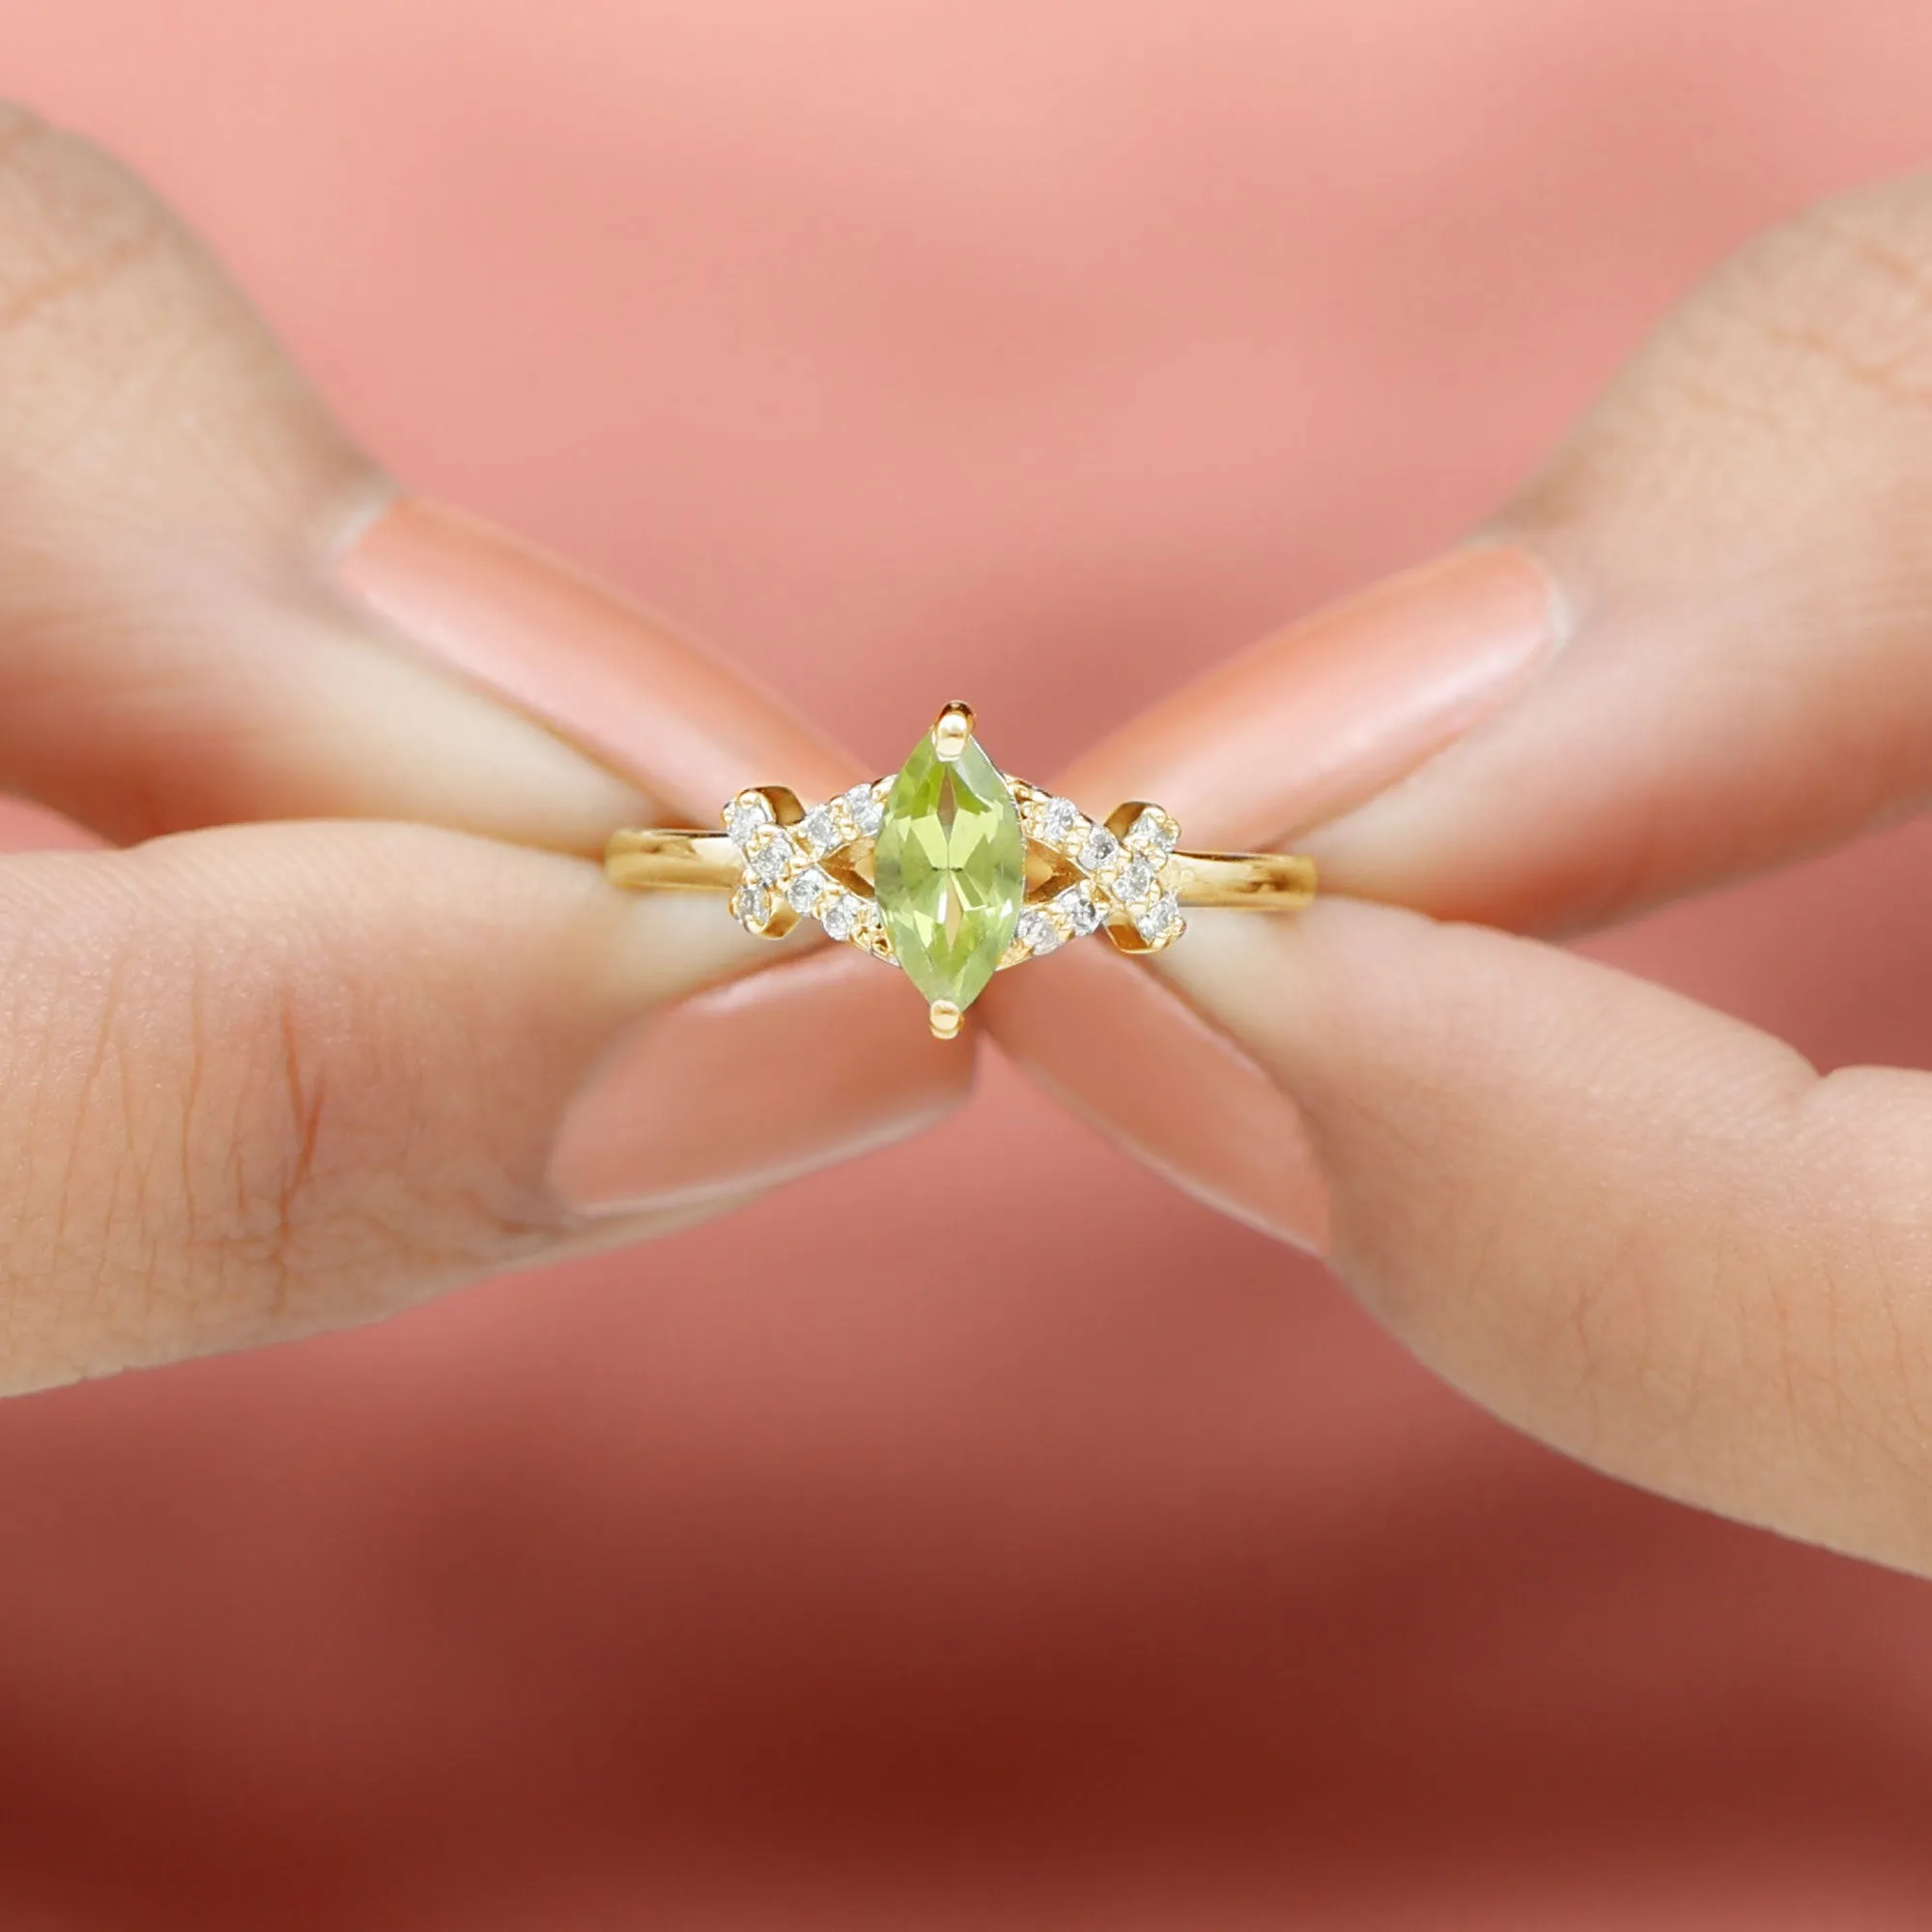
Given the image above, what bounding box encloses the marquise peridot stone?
[872,728,1025,1012]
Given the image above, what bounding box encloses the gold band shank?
[605,828,1315,910]
[1165,848,1316,909]
[604,828,742,893]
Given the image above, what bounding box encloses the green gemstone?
[872,728,1025,1011]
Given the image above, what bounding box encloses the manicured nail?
[550,947,972,1216]
[338,497,861,818]
[980,942,1329,1252]
[1057,544,1564,848]
[342,497,975,1199]
[988,546,1559,1248]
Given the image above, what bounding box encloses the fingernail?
[980,943,1329,1251]
[550,947,973,1215]
[338,497,861,817]
[1058,544,1564,847]
[341,498,970,1202]
[988,545,1557,1246]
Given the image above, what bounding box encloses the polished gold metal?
[605,828,741,893]
[602,703,1316,1039]
[1167,849,1317,908]
[930,701,976,763]
[605,828,1315,915]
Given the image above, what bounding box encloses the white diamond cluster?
[721,776,1187,973]
[1009,786,1186,960]
[724,783,894,957]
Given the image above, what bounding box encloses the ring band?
[606,833,1316,909]
[606,702,1315,1039]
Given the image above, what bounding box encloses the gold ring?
[606,702,1315,1040]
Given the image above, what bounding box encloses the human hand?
[987,179,1932,1577]
[14,91,1929,1592]
[0,108,969,1395]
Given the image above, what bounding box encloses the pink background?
[6,1,1932,1923]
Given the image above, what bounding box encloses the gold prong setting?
[930,701,976,763]
[721,708,1181,957]
[721,771,1191,971]
[1009,785,1187,956]
[1005,879,1106,967]
[610,700,1312,1041]
[724,783,893,954]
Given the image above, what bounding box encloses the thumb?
[1150,901,1932,1578]
[991,172,1932,1240]
[0,101,861,848]
[0,821,949,1395]
[1058,172,1932,933]
[0,100,972,1350]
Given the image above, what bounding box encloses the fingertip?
[550,946,976,1217]
[337,497,864,821]
[1053,546,1563,849]
[981,940,1330,1252]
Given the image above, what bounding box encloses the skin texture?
[0,104,971,1391]
[5,90,1932,1546]
[1003,178,1932,1577]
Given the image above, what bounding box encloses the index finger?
[989,174,1932,1238]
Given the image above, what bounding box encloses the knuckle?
[0,104,176,365]
[1729,190,1932,422]
[1505,180,1932,577]
[1649,184,1932,450]
[0,99,372,543]
[160,931,556,1334]
[0,862,561,1388]
[1790,1070,1932,1465]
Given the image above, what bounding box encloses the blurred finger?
[1151,900,1932,1577]
[0,104,969,1243]
[0,103,857,846]
[995,174,1932,1229]
[0,822,958,1396]
[1062,177,1932,929]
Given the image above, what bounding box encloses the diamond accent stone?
[725,794,775,849]
[1113,855,1159,906]
[800,805,842,856]
[1136,892,1182,944]
[1015,908,1061,955]
[1125,808,1179,857]
[748,829,792,884]
[1054,886,1102,937]
[843,783,886,838]
[1080,827,1120,872]
[708,773,1187,1002]
[787,867,832,914]
[1038,796,1083,847]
